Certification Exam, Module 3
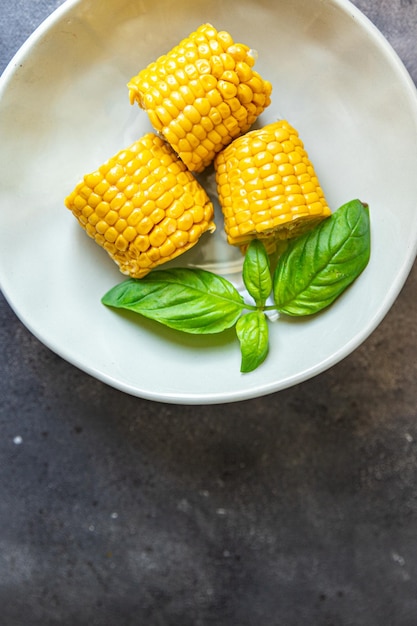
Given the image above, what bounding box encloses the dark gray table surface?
[1,1,417,624]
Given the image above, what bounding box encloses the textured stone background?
[1,1,417,624]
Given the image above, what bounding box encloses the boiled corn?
[214,120,331,252]
[128,23,272,173]
[65,133,215,278]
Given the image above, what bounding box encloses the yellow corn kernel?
[214,120,331,252]
[127,23,272,173]
[65,133,215,278]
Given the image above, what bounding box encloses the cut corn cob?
[128,23,272,173]
[214,120,331,252]
[65,133,215,278]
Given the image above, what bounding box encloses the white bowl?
[1,0,417,404]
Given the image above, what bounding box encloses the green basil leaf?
[102,268,246,334]
[236,311,269,373]
[242,240,272,306]
[273,199,371,316]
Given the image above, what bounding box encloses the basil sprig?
[102,199,371,373]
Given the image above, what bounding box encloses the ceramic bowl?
[1,0,417,403]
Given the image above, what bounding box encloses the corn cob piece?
[214,120,331,252]
[127,23,272,173]
[65,133,215,278]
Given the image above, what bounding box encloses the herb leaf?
[273,199,371,316]
[236,311,269,373]
[242,240,272,306]
[102,268,246,334]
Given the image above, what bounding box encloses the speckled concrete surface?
[1,1,417,624]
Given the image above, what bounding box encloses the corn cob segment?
[65,133,215,278]
[214,120,331,252]
[127,23,272,173]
